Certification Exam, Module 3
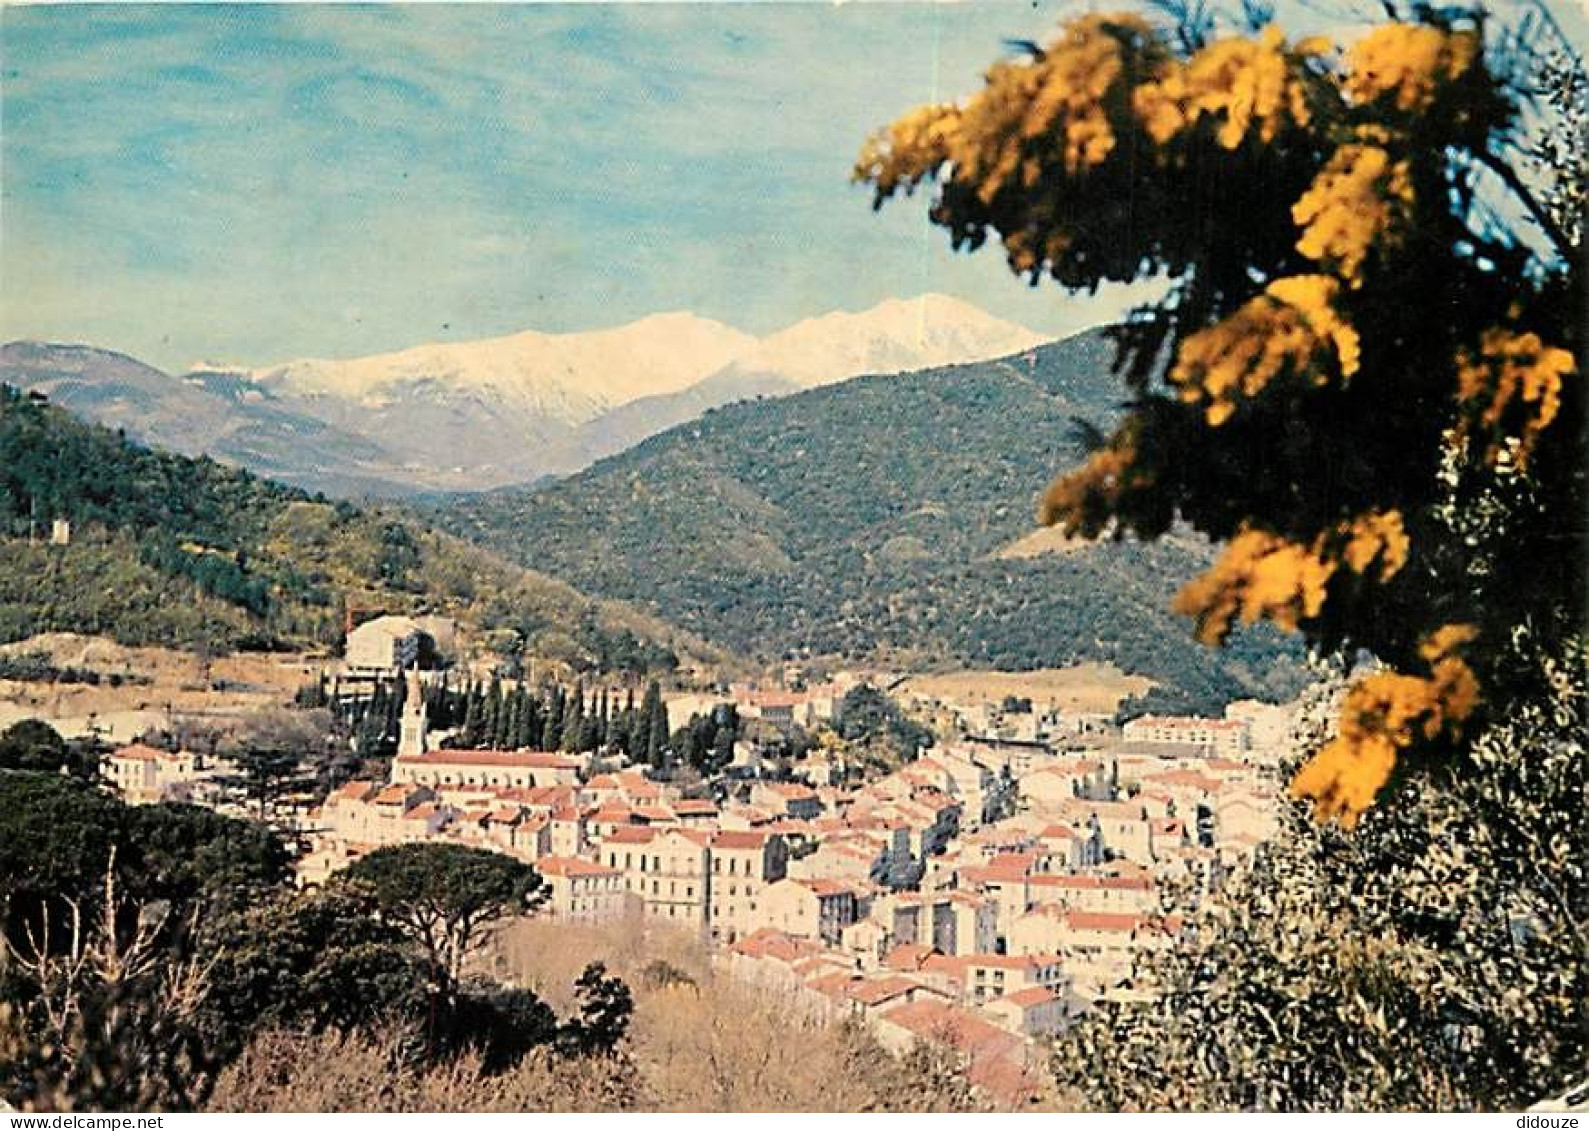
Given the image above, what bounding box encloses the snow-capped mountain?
[725,293,1050,388]
[2,295,1051,495]
[250,311,759,426]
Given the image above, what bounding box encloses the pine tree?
[613,689,636,756]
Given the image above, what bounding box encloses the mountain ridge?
[432,329,1311,713]
[0,382,718,674]
[2,294,1050,495]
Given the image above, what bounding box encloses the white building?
[1121,715,1249,757]
[103,743,206,805]
[537,855,627,921]
[392,748,583,791]
[344,615,430,675]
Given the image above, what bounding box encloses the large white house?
[1121,715,1250,757]
[103,743,207,805]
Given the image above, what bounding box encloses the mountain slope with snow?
[251,311,758,426]
[4,295,1052,494]
[723,293,1050,388]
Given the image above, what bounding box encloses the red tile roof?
[711,830,772,851]
[1061,910,1145,932]
[966,952,1061,971]
[395,749,580,769]
[883,944,937,972]
[1027,872,1155,892]
[846,976,922,1006]
[731,928,820,962]
[604,826,657,845]
[537,855,621,879]
[998,985,1060,1008]
[672,799,720,815]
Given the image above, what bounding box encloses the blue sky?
[1,2,1580,372]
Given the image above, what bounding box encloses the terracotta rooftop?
[537,855,621,879]
[997,985,1060,1008]
[846,976,923,1007]
[1027,872,1155,892]
[604,826,658,845]
[883,944,937,972]
[395,749,581,769]
[711,830,773,851]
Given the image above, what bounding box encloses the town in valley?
[13,608,1297,1106]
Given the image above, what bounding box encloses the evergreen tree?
[641,681,668,768]
[498,689,520,751]
[559,684,583,753]
[481,675,502,750]
[513,687,537,750]
[543,686,565,750]
[460,681,482,747]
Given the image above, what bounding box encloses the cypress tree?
[544,686,565,750]
[514,687,537,750]
[461,681,481,747]
[560,683,584,753]
[499,688,520,750]
[642,680,668,767]
[481,675,502,749]
[618,688,637,756]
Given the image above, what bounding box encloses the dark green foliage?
[0,771,125,910]
[433,338,1308,710]
[641,681,668,767]
[124,803,292,906]
[0,718,85,777]
[837,685,931,760]
[0,386,688,671]
[671,703,739,775]
[200,886,427,1056]
[0,772,289,937]
[1050,632,1588,1111]
[223,747,305,818]
[338,843,545,988]
[556,962,634,1058]
[0,652,150,688]
[439,979,560,1074]
[0,770,628,1110]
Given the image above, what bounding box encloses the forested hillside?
[0,385,702,672]
[435,333,1309,711]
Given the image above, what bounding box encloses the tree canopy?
[338,842,545,989]
[0,719,94,778]
[858,5,1583,823]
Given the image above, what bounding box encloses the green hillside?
[0,384,707,672]
[433,332,1309,712]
